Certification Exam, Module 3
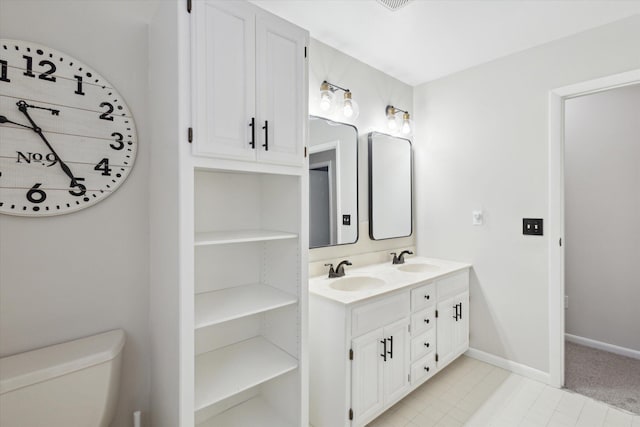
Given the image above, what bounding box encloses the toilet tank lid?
[0,329,125,395]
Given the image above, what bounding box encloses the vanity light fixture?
[319,80,360,119]
[386,105,413,136]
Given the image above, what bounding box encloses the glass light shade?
[320,90,334,111]
[342,91,359,119]
[387,113,399,130]
[319,81,335,112]
[401,112,413,136]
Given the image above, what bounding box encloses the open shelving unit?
[192,169,306,425]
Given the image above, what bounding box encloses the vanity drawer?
[411,352,436,386]
[411,282,435,311]
[352,291,410,337]
[436,270,469,300]
[411,306,435,335]
[411,328,435,361]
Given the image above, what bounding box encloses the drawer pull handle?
[424,318,430,324]
[424,366,430,372]
[424,342,430,347]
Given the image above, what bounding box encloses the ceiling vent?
[376,0,412,12]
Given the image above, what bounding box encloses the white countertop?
[308,256,472,305]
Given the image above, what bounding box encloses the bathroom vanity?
[309,257,471,427]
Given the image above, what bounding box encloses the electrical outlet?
[342,214,351,226]
[523,218,543,235]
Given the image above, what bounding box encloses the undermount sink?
[329,276,386,292]
[396,263,440,273]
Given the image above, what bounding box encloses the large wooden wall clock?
[0,39,138,216]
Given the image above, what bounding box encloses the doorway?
[563,83,640,413]
[548,69,640,409]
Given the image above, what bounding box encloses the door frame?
[548,68,640,388]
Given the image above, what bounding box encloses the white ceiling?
[251,0,640,86]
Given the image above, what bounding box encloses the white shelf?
[196,396,294,427]
[195,284,297,329]
[194,230,298,246]
[194,337,298,412]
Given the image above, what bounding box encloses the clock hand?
[17,100,78,186]
[0,115,35,130]
[22,103,60,116]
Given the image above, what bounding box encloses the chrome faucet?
[325,260,352,278]
[391,250,413,265]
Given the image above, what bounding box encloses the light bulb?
[401,112,413,136]
[401,120,411,135]
[387,115,397,130]
[386,105,398,130]
[344,100,353,117]
[319,81,334,112]
[320,92,332,111]
[342,91,359,119]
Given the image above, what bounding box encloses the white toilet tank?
[0,329,125,427]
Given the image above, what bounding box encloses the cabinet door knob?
[424,294,430,300]
[424,318,430,324]
[424,366,430,372]
[424,342,430,347]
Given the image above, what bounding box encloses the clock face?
[0,39,137,216]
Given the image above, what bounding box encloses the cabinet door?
[436,296,456,368]
[352,328,384,426]
[454,291,470,355]
[255,11,306,166]
[192,0,256,160]
[383,318,410,405]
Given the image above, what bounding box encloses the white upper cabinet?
[192,1,307,167]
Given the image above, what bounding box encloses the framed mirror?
[309,116,358,248]
[368,132,412,240]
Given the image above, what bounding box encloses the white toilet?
[0,329,125,427]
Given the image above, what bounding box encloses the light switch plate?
[523,218,543,235]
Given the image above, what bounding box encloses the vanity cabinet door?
[382,318,411,406]
[192,0,256,161]
[436,291,469,368]
[436,295,456,368]
[351,328,384,426]
[255,10,306,167]
[454,292,470,356]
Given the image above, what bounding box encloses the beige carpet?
[565,340,640,414]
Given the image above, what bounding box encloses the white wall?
[414,15,640,374]
[308,39,415,268]
[564,84,640,352]
[0,1,156,425]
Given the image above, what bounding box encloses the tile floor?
[366,356,640,427]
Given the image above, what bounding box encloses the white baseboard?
[565,334,640,360]
[465,347,550,384]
